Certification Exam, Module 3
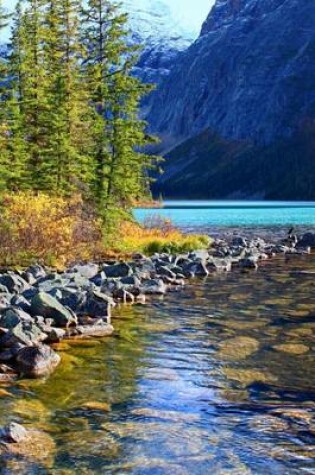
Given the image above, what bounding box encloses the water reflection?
[0,255,314,474]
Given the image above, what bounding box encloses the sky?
[2,0,215,38]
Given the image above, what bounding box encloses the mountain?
[122,0,195,84]
[0,0,196,85]
[147,0,315,200]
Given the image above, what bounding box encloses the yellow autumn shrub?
[0,192,103,267]
[0,194,210,267]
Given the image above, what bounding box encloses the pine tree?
[19,0,49,189]
[3,0,32,190]
[43,0,93,194]
[81,0,155,222]
[0,0,12,191]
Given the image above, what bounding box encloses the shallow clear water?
[134,201,315,227]
[1,254,314,474]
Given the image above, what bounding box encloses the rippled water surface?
[1,254,314,474]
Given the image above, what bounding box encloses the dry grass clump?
[114,215,211,255]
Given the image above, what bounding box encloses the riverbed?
[0,250,314,474]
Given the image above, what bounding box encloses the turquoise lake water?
[134,201,315,228]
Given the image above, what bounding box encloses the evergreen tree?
[0,0,12,190]
[81,0,155,221]
[20,0,49,189]
[43,0,93,194]
[4,0,31,190]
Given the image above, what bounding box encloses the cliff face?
[147,0,315,199]
[148,0,315,146]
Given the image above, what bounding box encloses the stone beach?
[0,231,313,382]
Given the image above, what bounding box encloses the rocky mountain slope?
[148,0,315,200]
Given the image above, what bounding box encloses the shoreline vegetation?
[133,200,164,209]
[0,192,210,268]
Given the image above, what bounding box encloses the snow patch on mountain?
[122,0,196,83]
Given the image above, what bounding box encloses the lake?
[134,201,315,229]
[1,254,314,474]
[0,202,314,474]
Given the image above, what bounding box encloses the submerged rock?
[273,343,310,355]
[0,422,28,443]
[0,422,56,468]
[81,401,112,412]
[218,337,260,360]
[16,345,61,378]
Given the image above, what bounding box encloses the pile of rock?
[209,232,313,271]
[0,232,313,379]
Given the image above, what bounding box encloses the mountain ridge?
[147,0,315,200]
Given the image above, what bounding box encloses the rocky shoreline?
[0,231,314,383]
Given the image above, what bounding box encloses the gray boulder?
[0,310,48,349]
[103,263,132,278]
[71,263,99,279]
[232,237,247,248]
[297,232,315,249]
[47,327,66,343]
[239,257,259,270]
[140,279,167,295]
[31,292,77,327]
[70,323,114,338]
[59,287,86,312]
[0,274,30,294]
[0,307,33,328]
[10,295,32,312]
[208,259,232,272]
[38,277,71,293]
[0,284,9,294]
[26,265,47,280]
[189,250,210,261]
[182,261,209,277]
[80,290,114,319]
[156,266,176,279]
[21,272,37,286]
